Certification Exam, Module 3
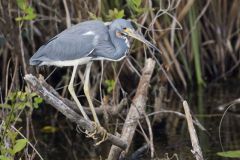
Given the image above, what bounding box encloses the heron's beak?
[122,28,160,52]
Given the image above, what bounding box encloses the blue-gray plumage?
[30,19,135,66]
[29,19,159,144]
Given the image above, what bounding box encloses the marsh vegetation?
[0,0,240,159]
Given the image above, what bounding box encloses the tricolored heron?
[30,19,159,144]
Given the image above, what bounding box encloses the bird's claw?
[94,128,108,146]
[85,123,98,139]
[85,122,108,145]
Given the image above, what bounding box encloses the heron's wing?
[30,20,109,65]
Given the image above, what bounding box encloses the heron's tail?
[29,45,47,66]
[29,57,42,66]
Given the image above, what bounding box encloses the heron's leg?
[83,62,108,145]
[83,62,100,125]
[68,65,89,120]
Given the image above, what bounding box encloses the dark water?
[190,82,240,160]
[33,81,240,160]
[147,81,240,160]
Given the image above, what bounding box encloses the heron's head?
[109,19,134,45]
[110,19,159,51]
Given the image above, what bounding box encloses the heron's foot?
[85,123,98,139]
[85,122,108,145]
[95,126,108,146]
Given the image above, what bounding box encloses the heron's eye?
[121,28,128,36]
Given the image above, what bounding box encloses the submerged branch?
[24,74,127,150]
[183,101,204,160]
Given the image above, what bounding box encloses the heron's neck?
[109,30,129,60]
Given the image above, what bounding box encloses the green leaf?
[15,17,23,21]
[12,139,28,154]
[34,97,43,105]
[127,0,144,15]
[7,129,18,143]
[32,96,43,109]
[16,0,37,22]
[25,7,36,19]
[22,14,36,21]
[217,150,240,158]
[16,102,26,110]
[105,79,116,93]
[0,155,12,160]
[25,102,32,108]
[16,0,27,10]
[18,93,26,101]
[25,7,34,14]
[106,8,125,20]
[132,0,142,7]
[0,103,11,109]
[41,126,58,133]
[116,10,124,19]
[33,103,39,109]
[29,92,37,97]
[88,12,102,20]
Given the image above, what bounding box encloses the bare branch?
[183,101,204,160]
[24,74,127,150]
[108,58,156,160]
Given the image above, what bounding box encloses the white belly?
[40,57,92,67]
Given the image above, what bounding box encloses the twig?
[62,0,71,28]
[19,22,28,76]
[11,125,44,160]
[148,109,206,131]
[108,58,155,160]
[218,100,240,151]
[24,74,127,150]
[143,112,154,158]
[183,100,204,160]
